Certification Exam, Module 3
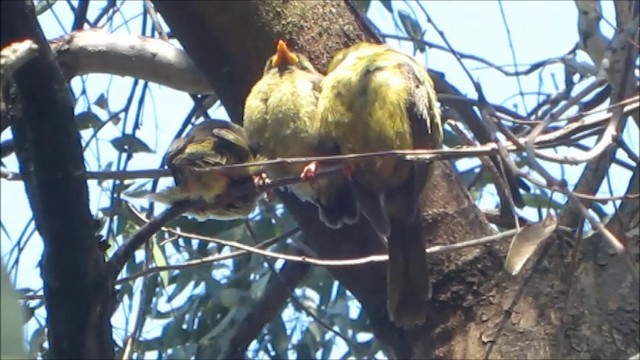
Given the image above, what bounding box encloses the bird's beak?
[273,40,299,67]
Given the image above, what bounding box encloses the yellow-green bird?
[243,40,359,228]
[314,42,443,327]
[150,119,259,220]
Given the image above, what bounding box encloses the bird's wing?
[350,180,390,236]
[164,137,189,187]
[384,60,442,221]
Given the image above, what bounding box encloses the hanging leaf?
[505,214,557,275]
[521,192,564,211]
[75,111,103,130]
[110,134,153,154]
[443,128,467,148]
[93,93,109,111]
[1,139,16,159]
[379,0,393,14]
[151,240,169,286]
[109,114,122,126]
[398,10,426,53]
[34,0,57,16]
[351,0,371,14]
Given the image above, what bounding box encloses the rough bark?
[1,1,114,358]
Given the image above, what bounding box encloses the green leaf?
[109,114,122,126]
[93,93,109,110]
[166,269,195,303]
[1,139,17,159]
[76,111,103,130]
[151,240,169,286]
[268,316,289,359]
[521,192,564,210]
[304,267,333,309]
[505,214,557,275]
[398,10,426,53]
[125,255,143,279]
[219,288,243,308]
[398,10,423,39]
[27,326,46,358]
[351,0,371,14]
[123,188,154,199]
[110,134,153,154]
[34,0,57,16]
[379,0,393,13]
[250,272,270,300]
[442,127,465,147]
[167,216,243,238]
[1,265,27,358]
[250,216,277,240]
[201,308,237,342]
[398,10,426,55]
[167,344,197,360]
[296,335,314,360]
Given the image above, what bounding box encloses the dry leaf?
[505,214,558,275]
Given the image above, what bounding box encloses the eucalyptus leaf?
[110,134,153,154]
[34,0,57,16]
[379,0,393,13]
[1,265,27,358]
[151,240,169,286]
[351,0,371,14]
[75,111,103,130]
[505,214,557,275]
[93,93,109,110]
[398,10,426,53]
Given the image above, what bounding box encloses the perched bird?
[150,119,260,220]
[243,40,359,228]
[314,42,443,327]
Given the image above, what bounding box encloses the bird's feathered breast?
[244,67,321,159]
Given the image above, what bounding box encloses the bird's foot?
[253,172,272,187]
[253,173,275,202]
[300,161,319,181]
[342,162,353,179]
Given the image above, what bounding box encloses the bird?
[243,40,359,228]
[313,42,443,327]
[149,119,260,221]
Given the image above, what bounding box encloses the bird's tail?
[146,186,191,204]
[316,182,360,229]
[386,215,431,327]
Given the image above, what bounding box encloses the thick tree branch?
[52,29,212,94]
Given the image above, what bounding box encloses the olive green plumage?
[150,119,259,220]
[315,42,443,327]
[243,40,359,228]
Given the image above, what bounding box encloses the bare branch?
[51,29,212,94]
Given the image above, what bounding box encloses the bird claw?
[253,172,272,187]
[300,161,319,181]
[253,173,275,202]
